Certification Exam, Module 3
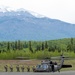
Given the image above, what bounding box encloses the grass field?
[61,59,75,71]
[0,59,75,72]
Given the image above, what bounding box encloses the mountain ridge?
[0,8,75,41]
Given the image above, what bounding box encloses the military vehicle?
[33,55,72,72]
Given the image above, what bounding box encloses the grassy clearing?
[61,59,75,71]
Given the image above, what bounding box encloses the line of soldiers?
[4,65,35,72]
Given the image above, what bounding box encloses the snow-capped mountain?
[0,7,75,41]
[0,6,45,18]
[0,6,14,12]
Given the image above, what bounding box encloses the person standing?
[32,66,35,72]
[9,65,13,72]
[16,65,20,72]
[4,65,8,72]
[27,66,30,72]
[21,65,25,72]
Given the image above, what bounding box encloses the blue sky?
[0,0,75,24]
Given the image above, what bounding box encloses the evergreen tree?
[48,47,51,52]
[67,44,71,51]
[15,41,18,50]
[36,45,41,51]
[29,41,33,53]
[41,42,44,50]
[11,42,15,50]
[70,38,74,51]
[71,38,73,45]
[18,40,21,50]
[73,44,75,53]
[45,41,48,49]
[7,42,10,51]
[23,42,28,48]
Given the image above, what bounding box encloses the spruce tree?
[29,41,33,53]
[41,42,44,50]
[7,42,10,51]
[45,41,48,49]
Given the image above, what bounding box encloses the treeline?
[0,38,75,53]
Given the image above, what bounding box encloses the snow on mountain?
[0,6,75,41]
[0,6,14,12]
[29,11,45,18]
[0,6,45,18]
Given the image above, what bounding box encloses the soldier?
[32,66,35,72]
[27,66,30,72]
[16,65,20,72]
[54,62,57,65]
[50,61,53,64]
[52,64,54,72]
[9,65,13,72]
[4,65,8,72]
[21,65,25,72]
[49,61,54,72]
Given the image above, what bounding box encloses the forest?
[0,38,75,59]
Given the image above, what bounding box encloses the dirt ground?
[0,60,41,72]
[0,59,41,65]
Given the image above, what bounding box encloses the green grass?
[61,59,75,71]
[0,50,75,60]
[0,50,60,60]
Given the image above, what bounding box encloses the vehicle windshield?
[36,64,48,69]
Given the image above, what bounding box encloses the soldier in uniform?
[4,65,8,72]
[21,65,25,72]
[32,66,35,72]
[52,64,54,72]
[16,65,20,72]
[27,66,30,72]
[9,65,13,72]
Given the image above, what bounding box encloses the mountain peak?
[0,6,45,18]
[16,8,45,18]
[0,6,14,12]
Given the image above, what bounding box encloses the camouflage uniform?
[21,65,25,72]
[32,66,35,72]
[16,65,20,72]
[10,65,13,72]
[4,65,8,72]
[27,66,30,72]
